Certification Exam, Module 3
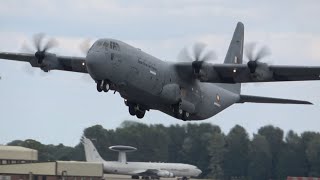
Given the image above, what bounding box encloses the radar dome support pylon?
[109,145,137,163]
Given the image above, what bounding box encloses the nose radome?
[85,52,105,80]
[86,52,99,70]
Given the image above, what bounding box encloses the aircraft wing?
[174,63,320,83]
[0,52,87,73]
[214,64,320,83]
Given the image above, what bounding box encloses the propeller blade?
[245,42,257,61]
[193,42,206,61]
[245,42,272,73]
[177,46,193,62]
[33,33,45,52]
[201,50,217,62]
[43,38,58,52]
[245,42,271,62]
[177,42,218,76]
[255,45,271,61]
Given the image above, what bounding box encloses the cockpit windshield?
[92,40,120,51]
[110,41,120,51]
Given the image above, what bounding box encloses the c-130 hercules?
[0,22,319,121]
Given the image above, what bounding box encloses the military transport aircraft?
[0,22,319,121]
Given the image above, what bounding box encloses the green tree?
[180,123,220,177]
[223,125,249,180]
[207,131,225,179]
[305,135,320,176]
[258,125,284,179]
[248,134,272,180]
[276,130,307,178]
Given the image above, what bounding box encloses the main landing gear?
[173,104,190,121]
[125,100,146,119]
[96,80,110,92]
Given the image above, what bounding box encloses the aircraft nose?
[196,168,202,175]
[86,52,99,70]
[86,51,105,80]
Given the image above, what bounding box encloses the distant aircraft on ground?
[81,136,201,180]
[0,22,319,120]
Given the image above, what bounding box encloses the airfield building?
[0,146,103,180]
[0,146,37,165]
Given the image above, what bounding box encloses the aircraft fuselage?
[85,39,240,120]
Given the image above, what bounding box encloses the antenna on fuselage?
[109,145,137,164]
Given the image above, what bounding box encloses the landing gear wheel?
[102,80,110,92]
[173,106,179,118]
[182,111,190,121]
[129,105,136,116]
[136,110,146,119]
[96,80,102,92]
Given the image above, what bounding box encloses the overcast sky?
[1,0,320,146]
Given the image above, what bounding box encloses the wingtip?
[301,101,313,105]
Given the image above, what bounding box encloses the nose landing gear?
[96,80,111,92]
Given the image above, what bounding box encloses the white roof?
[0,146,38,161]
[0,146,36,152]
[0,161,103,177]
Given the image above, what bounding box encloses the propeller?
[178,42,217,74]
[245,42,271,73]
[22,33,58,64]
[20,33,58,75]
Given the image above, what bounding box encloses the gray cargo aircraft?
[0,22,319,121]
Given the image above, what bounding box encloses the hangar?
[0,146,103,180]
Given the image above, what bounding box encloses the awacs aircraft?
[81,136,201,180]
[0,22,319,121]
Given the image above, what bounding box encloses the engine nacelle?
[39,53,60,72]
[197,62,220,82]
[157,170,174,177]
[251,62,273,81]
[160,84,181,104]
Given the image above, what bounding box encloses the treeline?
[7,121,320,180]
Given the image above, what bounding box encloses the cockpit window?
[110,41,120,51]
[103,41,109,48]
[95,41,104,47]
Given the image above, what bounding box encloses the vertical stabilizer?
[81,136,105,162]
[220,22,244,94]
[224,22,244,64]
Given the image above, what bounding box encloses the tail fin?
[220,22,244,94]
[81,136,105,162]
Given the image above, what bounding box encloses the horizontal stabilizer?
[237,95,312,105]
